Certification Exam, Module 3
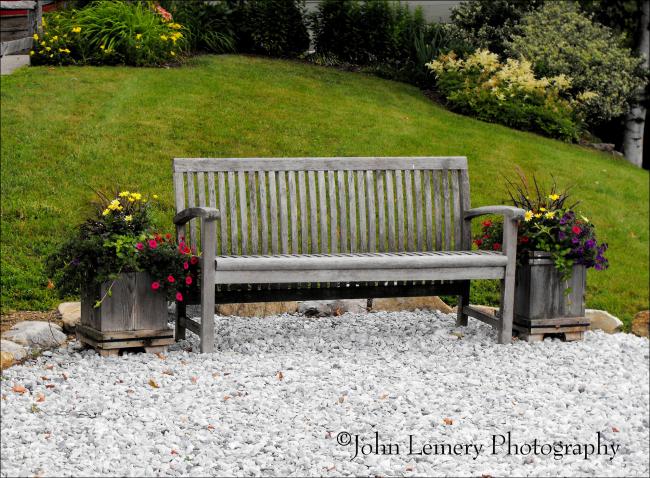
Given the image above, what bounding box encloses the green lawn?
[1,55,648,327]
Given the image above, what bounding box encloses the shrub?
[426,49,583,141]
[233,0,310,57]
[31,1,186,67]
[506,2,646,126]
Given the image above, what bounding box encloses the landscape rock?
[216,302,299,317]
[0,340,28,361]
[2,321,66,348]
[631,310,649,338]
[371,296,452,314]
[586,309,623,334]
[298,300,367,317]
[0,351,14,369]
[589,143,616,153]
[57,302,81,333]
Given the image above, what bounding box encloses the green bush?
[506,2,646,126]
[31,0,186,67]
[427,49,582,141]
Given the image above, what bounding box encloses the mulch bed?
[0,310,61,335]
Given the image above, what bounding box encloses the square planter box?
[513,251,590,342]
[78,272,174,356]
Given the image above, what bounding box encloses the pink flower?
[178,241,186,252]
[572,226,581,235]
[185,276,192,285]
[176,291,183,302]
[190,256,198,265]
[183,262,189,270]
[151,281,160,290]
[136,243,144,250]
[148,239,158,249]
[167,275,175,283]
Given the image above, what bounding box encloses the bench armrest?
[173,207,220,226]
[464,206,525,221]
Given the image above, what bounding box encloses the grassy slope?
[1,55,648,325]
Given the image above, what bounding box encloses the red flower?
[148,239,158,249]
[136,243,144,250]
[183,262,189,270]
[190,256,198,265]
[482,220,492,228]
[493,243,502,251]
[474,238,483,246]
[151,281,160,290]
[183,246,191,254]
[155,4,172,21]
[519,236,529,243]
[167,275,175,283]
[155,233,162,242]
[176,291,183,302]
[572,226,581,235]
[178,241,186,252]
[483,235,490,240]
[185,276,192,285]
[165,233,172,240]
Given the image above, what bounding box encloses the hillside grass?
[1,55,648,327]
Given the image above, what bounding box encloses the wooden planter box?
[513,251,590,342]
[77,272,174,356]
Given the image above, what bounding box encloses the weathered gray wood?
[499,210,518,344]
[248,172,259,254]
[337,171,348,253]
[423,170,433,250]
[459,169,471,250]
[173,207,219,225]
[463,305,499,329]
[258,172,269,255]
[278,171,289,254]
[298,171,309,253]
[173,172,186,242]
[385,170,396,251]
[404,170,415,252]
[357,171,367,252]
[433,170,442,250]
[328,170,338,252]
[318,171,328,252]
[288,171,299,254]
[451,171,461,250]
[376,171,386,252]
[218,172,228,254]
[174,157,469,173]
[395,170,405,252]
[228,172,238,255]
[237,172,248,254]
[347,171,357,252]
[197,172,206,207]
[442,170,451,250]
[308,171,318,253]
[0,36,32,56]
[365,171,376,252]
[0,1,37,9]
[268,171,279,254]
[414,170,424,251]
[186,173,197,250]
[200,217,217,353]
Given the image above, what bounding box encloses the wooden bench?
[172,157,524,352]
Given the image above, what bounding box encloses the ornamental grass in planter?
[46,190,199,355]
[475,173,608,342]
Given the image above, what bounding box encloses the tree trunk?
[622,0,649,168]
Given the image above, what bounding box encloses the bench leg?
[175,301,186,341]
[199,219,217,353]
[456,282,470,326]
[498,217,518,344]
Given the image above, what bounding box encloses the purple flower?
[558,231,566,240]
[572,237,580,244]
[585,239,596,249]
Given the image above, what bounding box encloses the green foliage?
[427,50,582,141]
[31,0,186,67]
[163,0,236,54]
[577,0,646,50]
[450,0,543,56]
[506,2,646,126]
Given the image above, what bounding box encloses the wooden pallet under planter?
[78,272,174,357]
[513,251,590,342]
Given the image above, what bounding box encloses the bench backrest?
[173,157,471,255]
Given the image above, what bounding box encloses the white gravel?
[1,311,649,477]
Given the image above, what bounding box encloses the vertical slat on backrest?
[288,171,299,254]
[337,171,348,253]
[395,170,405,252]
[238,172,248,254]
[328,171,338,253]
[318,171,328,253]
[414,170,425,251]
[218,172,228,254]
[451,171,462,250]
[248,172,259,255]
[459,169,472,250]
[404,170,415,251]
[357,171,367,252]
[278,171,289,254]
[259,171,269,255]
[376,171,386,252]
[174,172,186,242]
[228,172,238,255]
[433,170,442,250]
[185,172,197,250]
[423,170,434,250]
[385,170,396,251]
[347,172,357,252]
[442,170,452,250]
[268,171,279,254]
[308,171,318,253]
[207,172,217,253]
[298,171,309,254]
[365,170,376,252]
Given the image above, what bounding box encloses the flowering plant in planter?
[474,175,608,280]
[46,190,199,305]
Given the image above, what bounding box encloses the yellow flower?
[539,207,546,212]
[45,46,51,51]
[548,194,560,201]
[152,194,159,199]
[130,192,142,201]
[29,50,35,56]
[72,26,81,33]
[169,22,182,29]
[160,34,168,41]
[58,48,70,54]
[102,209,110,216]
[49,54,53,58]
[524,211,533,222]
[534,213,543,219]
[40,41,46,47]
[125,215,133,222]
[170,51,175,56]
[136,33,142,40]
[544,211,555,219]
[33,33,39,40]
[52,35,59,41]
[42,18,47,27]
[100,44,105,50]
[128,197,135,202]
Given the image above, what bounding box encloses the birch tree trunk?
[622,0,649,168]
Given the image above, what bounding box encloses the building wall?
[304,1,462,24]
